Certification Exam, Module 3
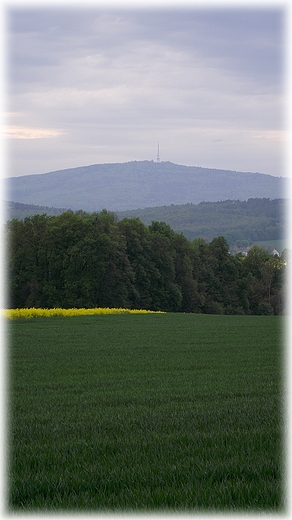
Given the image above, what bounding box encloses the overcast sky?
[4,2,288,177]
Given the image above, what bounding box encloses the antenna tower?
[157,141,160,163]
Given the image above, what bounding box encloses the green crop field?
[7,313,285,512]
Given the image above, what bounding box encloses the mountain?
[6,160,286,212]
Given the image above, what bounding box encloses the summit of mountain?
[6,160,285,212]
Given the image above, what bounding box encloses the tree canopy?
[6,210,286,315]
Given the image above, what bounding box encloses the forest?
[6,197,286,250]
[6,210,287,315]
[118,198,286,245]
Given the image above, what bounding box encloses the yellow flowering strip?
[3,307,166,319]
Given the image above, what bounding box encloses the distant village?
[229,245,281,257]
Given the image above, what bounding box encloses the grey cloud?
[5,6,286,177]
[9,8,284,89]
[132,9,284,88]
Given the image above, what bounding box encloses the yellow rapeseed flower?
[2,307,166,319]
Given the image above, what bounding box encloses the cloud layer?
[5,6,286,177]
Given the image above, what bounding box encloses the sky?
[2,0,289,178]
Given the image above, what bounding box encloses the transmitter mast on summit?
[157,141,160,163]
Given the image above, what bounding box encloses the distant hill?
[6,161,286,212]
[117,198,287,248]
[6,198,287,252]
[5,201,69,221]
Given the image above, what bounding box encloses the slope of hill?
[6,161,286,212]
[5,201,69,220]
[117,198,286,246]
[6,198,287,252]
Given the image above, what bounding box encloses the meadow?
[7,312,285,512]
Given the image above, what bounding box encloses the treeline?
[6,198,286,250]
[6,210,287,315]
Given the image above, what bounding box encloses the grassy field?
[7,313,285,512]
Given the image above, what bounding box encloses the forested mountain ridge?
[6,198,286,250]
[6,161,286,212]
[7,210,286,315]
[5,201,69,220]
[117,198,286,246]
